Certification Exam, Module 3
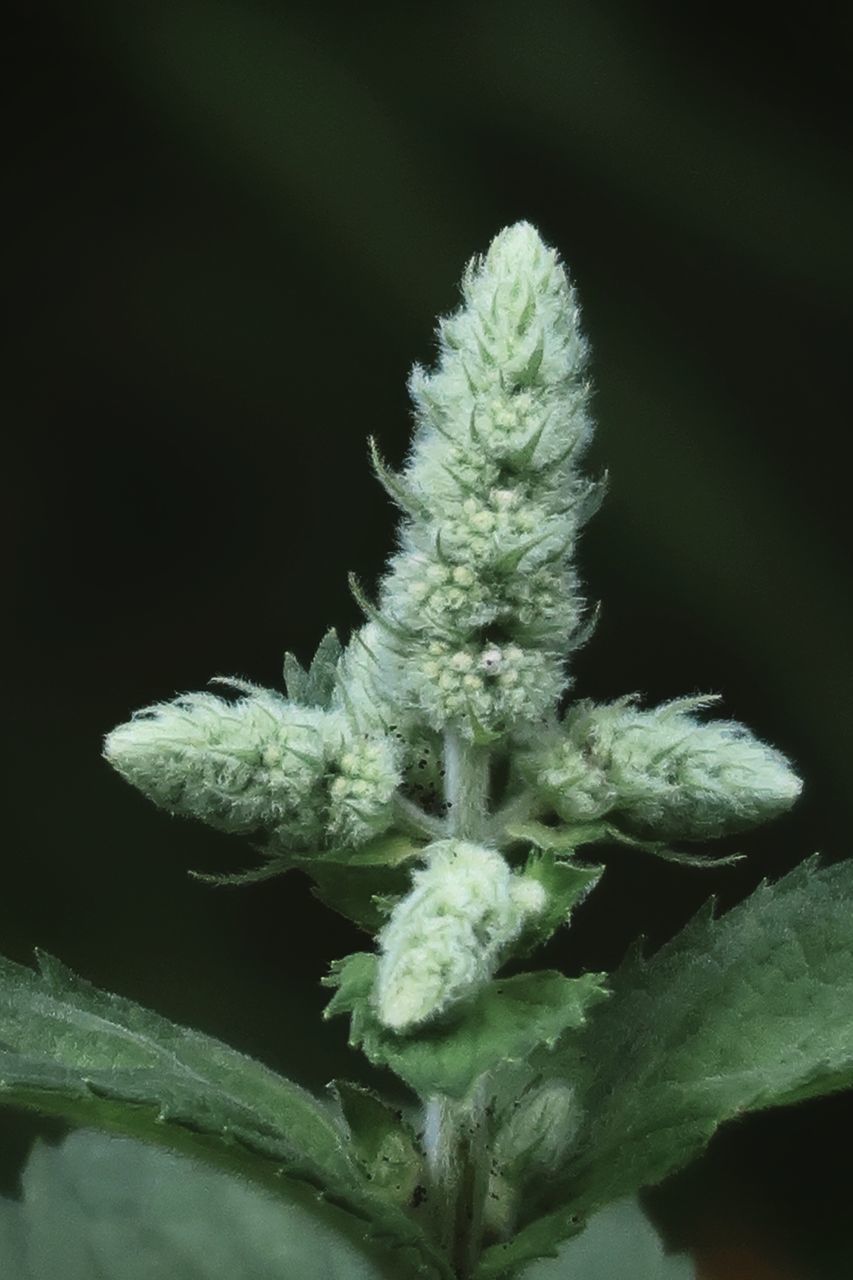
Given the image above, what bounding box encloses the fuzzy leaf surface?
[0,952,449,1278]
[0,1129,401,1280]
[331,1081,422,1204]
[478,857,853,1277]
[325,954,607,1099]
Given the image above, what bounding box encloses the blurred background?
[5,1,852,1275]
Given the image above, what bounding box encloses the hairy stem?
[421,731,493,1275]
[423,1087,491,1279]
[444,730,490,840]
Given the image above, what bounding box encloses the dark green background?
[6,2,852,1275]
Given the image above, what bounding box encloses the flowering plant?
[1,225,850,1279]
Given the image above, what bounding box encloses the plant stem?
[422,730,492,1276]
[423,1088,491,1279]
[444,729,490,840]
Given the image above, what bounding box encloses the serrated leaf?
[331,1081,422,1205]
[518,1198,694,1280]
[324,955,607,1099]
[514,853,604,956]
[480,857,853,1276]
[0,952,450,1279]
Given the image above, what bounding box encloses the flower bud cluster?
[526,696,802,839]
[374,839,546,1032]
[405,639,565,735]
[104,686,401,852]
[353,223,596,742]
[325,726,400,846]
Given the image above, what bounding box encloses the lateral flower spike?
[341,222,595,744]
[524,696,802,839]
[374,840,546,1032]
[104,689,401,852]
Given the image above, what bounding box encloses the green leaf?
[324,955,607,1099]
[507,821,741,870]
[0,952,450,1279]
[195,833,422,927]
[284,628,343,708]
[312,832,423,869]
[505,821,607,854]
[519,1198,694,1280]
[299,832,421,929]
[0,1129,405,1280]
[514,852,604,956]
[480,857,853,1276]
[189,854,293,886]
[283,651,310,703]
[0,1135,694,1280]
[331,1081,423,1205]
[603,825,744,869]
[306,862,408,931]
[305,628,343,707]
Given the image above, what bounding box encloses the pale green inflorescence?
[374,840,546,1032]
[104,686,401,853]
[523,695,802,839]
[343,221,598,743]
[103,222,804,1044]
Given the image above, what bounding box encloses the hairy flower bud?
[374,840,546,1032]
[104,687,401,852]
[529,696,802,839]
[325,716,401,846]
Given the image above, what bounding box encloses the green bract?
[2,224,848,1280]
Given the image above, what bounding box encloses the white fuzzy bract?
[374,840,547,1032]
